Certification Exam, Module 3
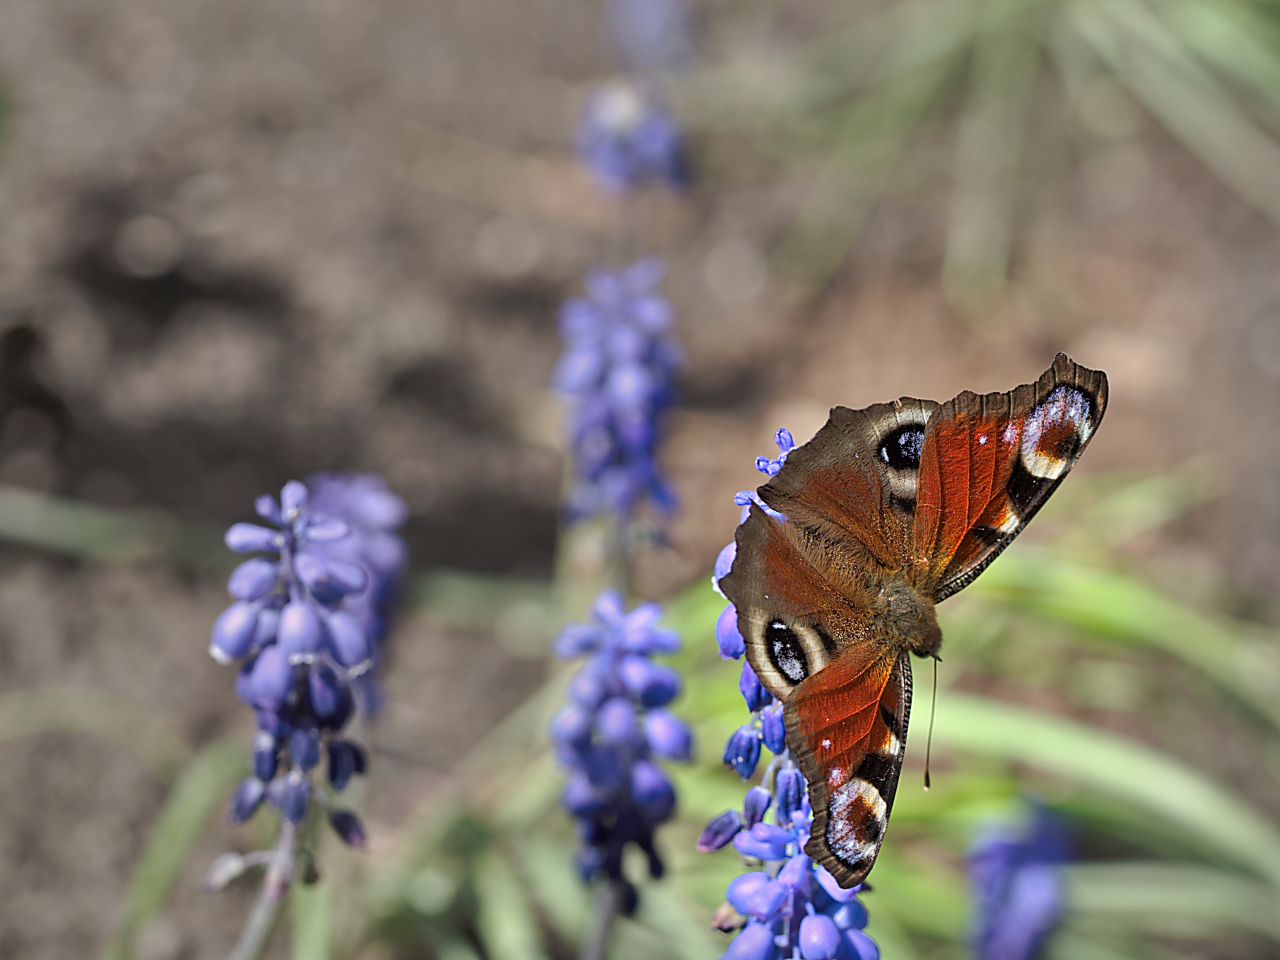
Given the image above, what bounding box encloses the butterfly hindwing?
[788,649,911,887]
[912,354,1108,600]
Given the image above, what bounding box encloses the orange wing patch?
[786,650,911,887]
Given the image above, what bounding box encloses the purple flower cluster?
[575,79,688,193]
[698,780,878,960]
[552,591,693,911]
[305,473,409,711]
[209,478,405,846]
[702,427,877,960]
[968,810,1069,960]
[713,428,797,661]
[552,258,683,521]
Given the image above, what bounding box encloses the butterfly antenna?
[923,655,938,790]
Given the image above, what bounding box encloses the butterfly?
[719,353,1108,888]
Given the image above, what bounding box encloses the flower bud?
[279,602,323,661]
[744,878,787,923]
[328,810,366,848]
[228,559,280,602]
[289,727,321,770]
[816,865,861,903]
[555,623,605,658]
[831,901,869,931]
[327,739,366,791]
[225,523,280,554]
[619,656,680,708]
[734,821,793,862]
[800,914,841,960]
[742,786,771,828]
[279,770,310,824]
[305,518,350,542]
[643,709,691,761]
[550,703,593,749]
[249,645,293,708]
[739,661,773,712]
[255,494,283,524]
[596,697,638,745]
[723,725,761,780]
[725,872,771,914]
[761,702,786,753]
[228,776,265,824]
[561,769,605,817]
[324,610,369,668]
[716,604,745,659]
[210,602,260,664]
[723,921,775,960]
[843,928,880,960]
[778,852,810,891]
[252,730,277,782]
[280,480,309,517]
[630,760,675,824]
[696,810,742,852]
[712,542,736,594]
[777,768,805,824]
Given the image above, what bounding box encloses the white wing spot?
[978,434,988,445]
[821,738,831,750]
[1002,422,1018,445]
[826,778,887,863]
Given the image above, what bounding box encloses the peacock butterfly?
[719,353,1108,887]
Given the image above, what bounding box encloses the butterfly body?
[720,354,1107,887]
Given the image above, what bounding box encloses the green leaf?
[927,693,1280,884]
[0,687,192,781]
[473,848,550,960]
[101,737,247,960]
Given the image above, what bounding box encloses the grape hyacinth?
[552,258,683,521]
[575,78,688,194]
[701,428,878,960]
[305,473,409,710]
[207,478,404,893]
[968,810,1070,960]
[551,590,693,912]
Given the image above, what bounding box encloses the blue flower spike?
[553,259,683,522]
[969,809,1070,960]
[206,476,406,860]
[703,432,878,960]
[552,591,693,915]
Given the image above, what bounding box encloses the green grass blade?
[0,483,226,569]
[927,693,1280,884]
[101,737,247,960]
[1072,0,1280,226]
[474,849,550,960]
[0,687,192,781]
[1064,862,1280,941]
[966,550,1280,731]
[944,0,1047,312]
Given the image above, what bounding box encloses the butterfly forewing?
[788,650,911,887]
[913,354,1108,600]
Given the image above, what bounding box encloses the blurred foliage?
[678,0,1280,309]
[39,461,1280,959]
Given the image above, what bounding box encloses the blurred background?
[4,1,1280,958]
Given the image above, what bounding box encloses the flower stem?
[227,820,300,960]
[579,879,624,960]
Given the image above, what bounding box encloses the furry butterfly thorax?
[719,353,1108,888]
